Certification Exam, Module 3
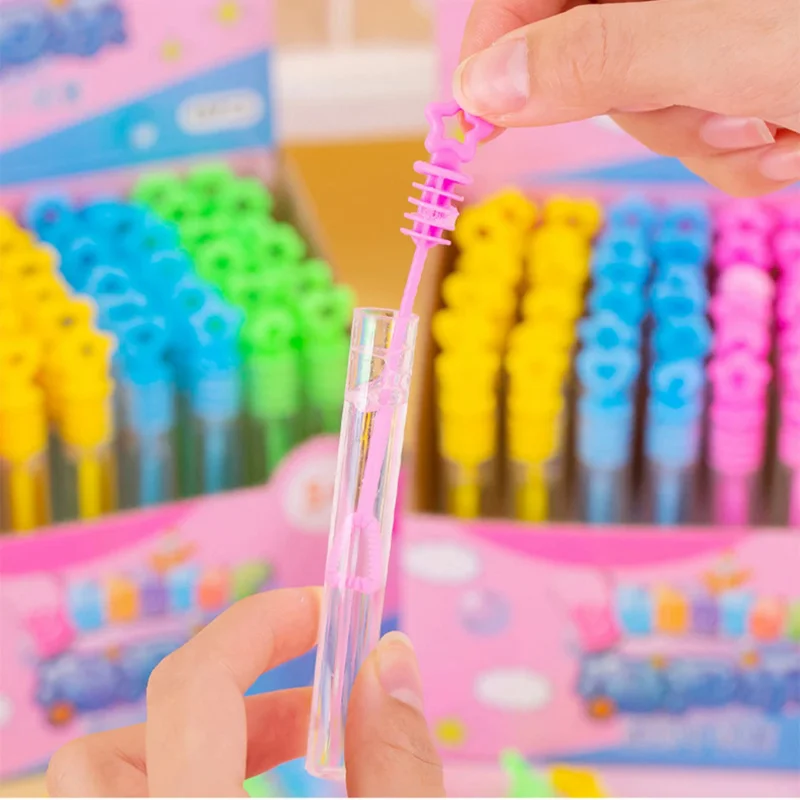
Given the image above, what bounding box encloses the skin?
[453,0,800,196]
[46,588,444,798]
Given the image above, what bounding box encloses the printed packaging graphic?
[0,0,273,196]
[0,439,402,780]
[403,516,800,772]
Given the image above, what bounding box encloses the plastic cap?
[588,279,647,327]
[522,286,584,326]
[196,238,248,289]
[81,200,144,244]
[139,249,192,299]
[650,359,706,409]
[84,265,133,302]
[59,374,115,449]
[651,266,708,320]
[219,177,273,218]
[441,270,516,319]
[34,296,95,346]
[0,337,41,386]
[591,239,651,285]
[132,172,184,211]
[298,287,354,342]
[60,234,110,290]
[578,394,635,469]
[454,203,524,252]
[456,248,523,286]
[653,317,712,362]
[290,259,333,296]
[715,199,775,236]
[25,194,76,246]
[117,315,170,372]
[5,245,57,285]
[660,201,711,236]
[0,382,48,462]
[482,189,538,232]
[99,290,150,332]
[236,218,304,270]
[432,308,504,353]
[579,311,640,351]
[606,194,657,235]
[713,229,771,271]
[543,196,603,238]
[709,350,771,409]
[577,346,641,399]
[226,271,293,313]
[509,319,576,356]
[187,163,237,201]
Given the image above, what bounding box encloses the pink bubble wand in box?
[305,103,492,780]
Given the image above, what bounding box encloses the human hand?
[46,588,444,797]
[454,0,800,196]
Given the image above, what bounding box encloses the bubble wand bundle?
[306,102,492,779]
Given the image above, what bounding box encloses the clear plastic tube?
[769,463,795,527]
[119,376,176,508]
[645,462,696,526]
[306,309,417,781]
[442,458,494,519]
[0,453,50,533]
[712,469,757,527]
[191,366,242,495]
[511,455,565,523]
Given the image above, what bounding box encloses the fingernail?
[699,115,775,150]
[760,148,800,182]
[376,632,425,713]
[454,38,529,116]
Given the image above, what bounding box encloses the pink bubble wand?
[306,103,492,780]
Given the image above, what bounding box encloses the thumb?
[344,632,445,798]
[453,0,797,128]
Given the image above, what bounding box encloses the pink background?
[0,0,272,151]
[403,515,799,762]
[0,437,403,779]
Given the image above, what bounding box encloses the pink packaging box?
[0,439,402,779]
[402,516,800,774]
[0,2,401,781]
[0,0,275,207]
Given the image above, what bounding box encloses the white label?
[177,90,265,135]
[283,455,337,534]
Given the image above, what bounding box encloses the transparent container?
[712,470,759,527]
[441,457,495,519]
[56,391,117,522]
[510,455,565,523]
[119,376,176,508]
[0,453,50,533]
[576,396,634,525]
[642,408,702,526]
[769,463,793,527]
[306,309,418,781]
[58,442,117,522]
[190,366,242,495]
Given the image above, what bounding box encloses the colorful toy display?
[430,191,798,529]
[0,179,351,531]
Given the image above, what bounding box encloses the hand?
[46,588,444,797]
[454,0,800,196]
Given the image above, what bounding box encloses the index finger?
[145,587,321,796]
